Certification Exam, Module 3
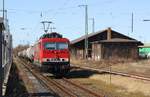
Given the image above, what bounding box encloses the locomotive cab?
[34,32,70,75]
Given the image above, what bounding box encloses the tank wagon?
[26,46,34,61]
[18,49,26,58]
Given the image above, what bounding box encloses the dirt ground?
[89,74,150,96]
[71,58,150,78]
[69,72,150,97]
[110,59,150,77]
[71,58,150,97]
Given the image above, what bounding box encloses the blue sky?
[0,0,150,47]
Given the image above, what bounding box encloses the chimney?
[107,27,111,40]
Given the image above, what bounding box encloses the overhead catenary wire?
[20,0,75,45]
[6,0,150,46]
[51,0,72,19]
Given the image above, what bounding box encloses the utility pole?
[89,18,95,33]
[109,62,112,84]
[50,27,56,32]
[79,5,88,59]
[3,0,4,19]
[0,10,7,19]
[41,21,52,33]
[131,13,133,33]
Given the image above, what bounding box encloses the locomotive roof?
[40,32,62,39]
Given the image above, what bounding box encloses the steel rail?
[43,77,78,97]
[18,58,78,97]
[20,58,105,97]
[62,77,104,97]
[72,65,150,82]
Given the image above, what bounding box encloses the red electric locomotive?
[33,32,70,75]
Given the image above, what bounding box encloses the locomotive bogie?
[40,62,70,74]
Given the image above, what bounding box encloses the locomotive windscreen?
[44,42,68,50]
[40,32,62,39]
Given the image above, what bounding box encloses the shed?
[71,27,143,60]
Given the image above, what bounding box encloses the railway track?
[18,58,76,97]
[18,58,105,97]
[72,65,150,82]
[16,58,61,97]
[61,77,103,97]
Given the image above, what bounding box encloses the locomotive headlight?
[42,58,47,62]
[65,58,69,61]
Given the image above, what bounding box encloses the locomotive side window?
[57,42,68,50]
[44,42,56,50]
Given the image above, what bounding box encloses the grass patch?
[74,78,149,97]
